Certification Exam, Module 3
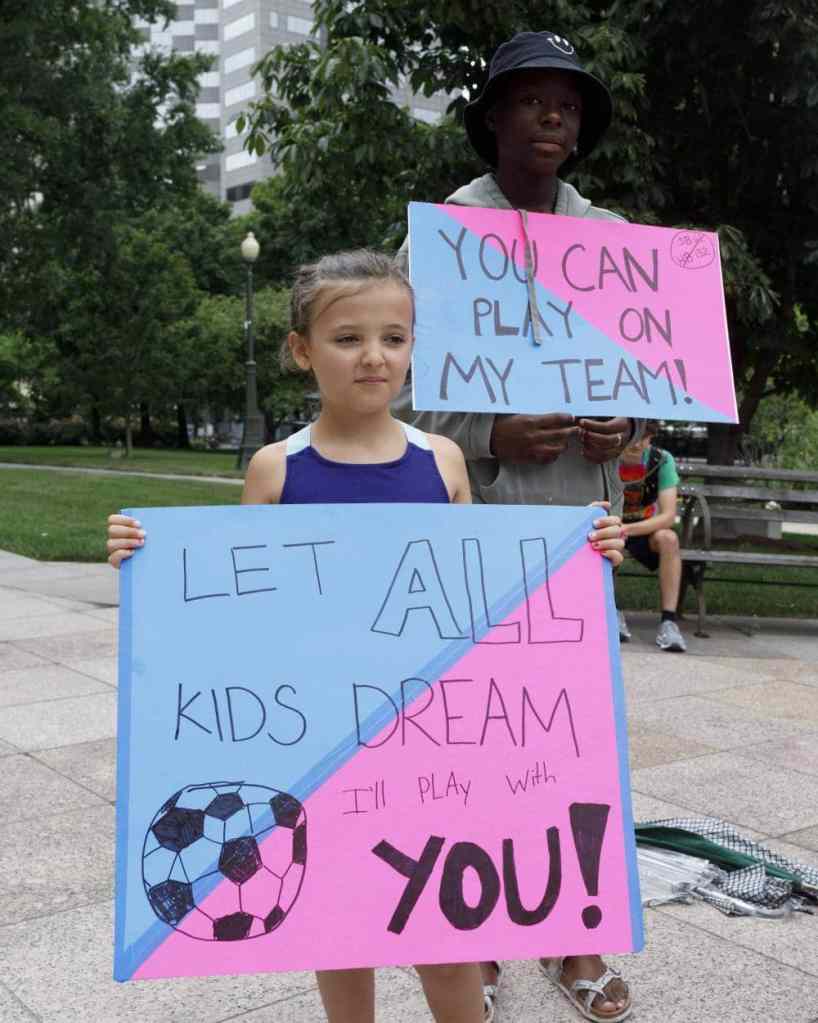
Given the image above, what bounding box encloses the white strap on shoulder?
[399,421,431,450]
[285,424,311,455]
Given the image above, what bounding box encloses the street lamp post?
[237,231,265,470]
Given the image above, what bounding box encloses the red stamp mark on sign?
[670,232,715,270]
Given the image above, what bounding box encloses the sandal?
[483,961,502,1022]
[539,957,632,1023]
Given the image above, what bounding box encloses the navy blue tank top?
[279,421,450,504]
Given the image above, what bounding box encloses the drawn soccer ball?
[142,781,307,941]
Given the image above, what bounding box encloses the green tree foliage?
[1,2,218,316]
[184,289,311,438]
[0,2,243,444]
[0,332,65,420]
[243,0,818,461]
[59,218,200,455]
[0,334,30,414]
[747,393,818,471]
[243,1,652,267]
[20,191,249,448]
[149,191,246,298]
[610,0,818,461]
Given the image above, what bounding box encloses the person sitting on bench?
[617,421,687,652]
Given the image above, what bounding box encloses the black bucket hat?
[463,31,613,168]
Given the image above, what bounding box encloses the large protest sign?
[409,201,737,423]
[114,504,643,981]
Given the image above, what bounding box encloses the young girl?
[107,249,625,1023]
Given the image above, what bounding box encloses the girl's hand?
[106,514,145,569]
[587,501,625,568]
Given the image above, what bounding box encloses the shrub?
[0,419,26,445]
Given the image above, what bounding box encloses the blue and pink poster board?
[408,201,738,423]
[114,504,643,981]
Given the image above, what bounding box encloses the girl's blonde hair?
[282,249,414,371]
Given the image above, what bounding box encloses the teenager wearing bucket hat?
[462,29,613,177]
[395,29,639,517]
[394,29,636,1023]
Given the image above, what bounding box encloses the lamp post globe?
[237,231,265,470]
[241,230,260,263]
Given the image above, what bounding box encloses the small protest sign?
[114,504,643,981]
[408,202,737,422]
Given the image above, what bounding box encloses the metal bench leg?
[678,565,690,621]
[691,564,709,638]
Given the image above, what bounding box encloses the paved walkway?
[1,549,817,1023]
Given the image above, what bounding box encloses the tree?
[0,2,228,439]
[60,219,200,455]
[182,289,311,442]
[610,0,818,462]
[0,332,65,421]
[1,2,217,308]
[242,1,652,271]
[146,190,247,298]
[18,191,243,447]
[746,392,818,470]
[243,0,818,461]
[120,194,249,446]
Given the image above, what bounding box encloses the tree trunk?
[737,349,778,436]
[90,404,102,444]
[125,414,133,457]
[707,422,743,465]
[264,410,278,443]
[139,401,154,447]
[176,402,190,449]
[707,346,777,464]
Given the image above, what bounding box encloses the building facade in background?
[135,1,449,215]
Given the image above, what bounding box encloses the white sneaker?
[656,619,686,652]
[617,611,631,642]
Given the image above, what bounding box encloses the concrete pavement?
[1,548,817,1023]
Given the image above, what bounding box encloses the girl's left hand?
[587,501,625,568]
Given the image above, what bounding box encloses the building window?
[196,103,221,120]
[287,15,314,35]
[224,46,255,75]
[224,12,254,41]
[269,12,279,28]
[194,8,219,22]
[224,79,256,106]
[222,0,244,9]
[148,31,173,51]
[195,40,219,54]
[226,182,255,202]
[412,106,441,125]
[225,149,257,172]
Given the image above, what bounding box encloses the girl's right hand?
[107,514,145,569]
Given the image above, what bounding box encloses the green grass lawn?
[0,467,241,562]
[3,464,818,617]
[616,532,818,619]
[0,445,243,477]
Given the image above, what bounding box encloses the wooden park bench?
[675,464,818,636]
